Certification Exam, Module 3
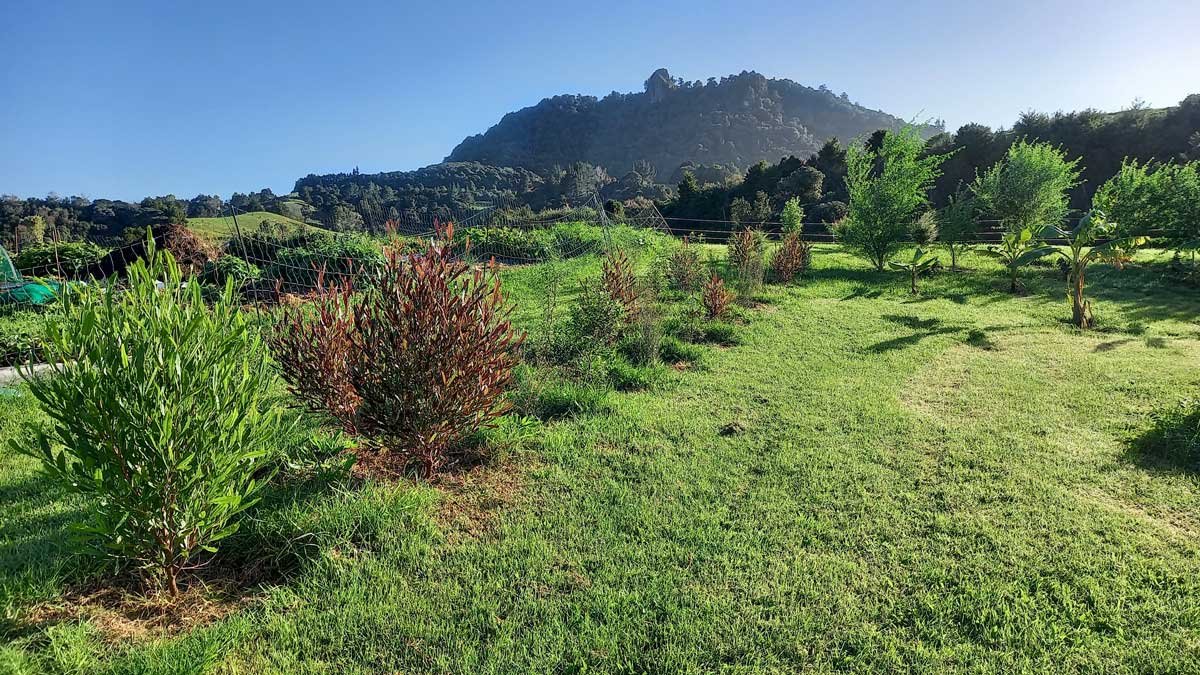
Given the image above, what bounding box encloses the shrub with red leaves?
[701,273,733,320]
[270,270,360,434]
[771,232,812,283]
[269,223,524,476]
[353,226,523,475]
[601,249,639,318]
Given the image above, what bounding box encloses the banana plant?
[981,224,1058,293]
[889,247,939,294]
[1041,210,1148,328]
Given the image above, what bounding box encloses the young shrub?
[569,283,625,348]
[771,197,811,283]
[701,272,733,320]
[619,297,663,365]
[350,226,523,476]
[780,196,805,235]
[937,187,977,271]
[771,233,811,283]
[666,236,704,292]
[201,254,261,290]
[18,242,288,595]
[888,212,940,294]
[269,271,360,434]
[727,227,766,298]
[601,248,639,316]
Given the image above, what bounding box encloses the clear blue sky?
[2,0,1196,201]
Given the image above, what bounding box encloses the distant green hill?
[187,211,324,240]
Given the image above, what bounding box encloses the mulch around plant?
[21,561,276,643]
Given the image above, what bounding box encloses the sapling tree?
[973,139,1081,291]
[888,211,940,294]
[771,197,811,282]
[20,239,287,595]
[936,187,977,271]
[837,126,951,271]
[1042,210,1147,328]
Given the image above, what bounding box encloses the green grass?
[3,245,1200,672]
[186,211,323,241]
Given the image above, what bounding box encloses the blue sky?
[1,0,1197,200]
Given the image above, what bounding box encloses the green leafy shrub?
[619,302,663,365]
[16,243,288,595]
[201,254,261,289]
[14,242,107,279]
[269,234,383,289]
[568,284,625,348]
[462,226,557,261]
[666,237,704,292]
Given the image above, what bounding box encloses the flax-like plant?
[1042,210,1147,328]
[18,239,287,595]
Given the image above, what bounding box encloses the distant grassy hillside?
[187,211,324,240]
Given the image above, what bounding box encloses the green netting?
[0,246,19,284]
[0,245,60,305]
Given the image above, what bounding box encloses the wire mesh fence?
[0,198,1174,372]
[0,193,678,370]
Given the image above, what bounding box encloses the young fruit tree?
[888,212,940,294]
[19,241,288,596]
[936,187,977,271]
[972,139,1081,292]
[771,197,812,282]
[836,125,951,271]
[1042,210,1147,328]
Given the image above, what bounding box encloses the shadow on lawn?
[1123,400,1200,477]
[1032,261,1200,326]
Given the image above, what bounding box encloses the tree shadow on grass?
[1030,261,1200,326]
[868,315,971,353]
[867,315,1033,354]
[1123,401,1200,477]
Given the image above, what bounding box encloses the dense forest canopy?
[446,69,938,177]
[1,70,1196,246]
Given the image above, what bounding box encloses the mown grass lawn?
[2,245,1199,673]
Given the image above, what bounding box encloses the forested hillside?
[446,68,935,177]
[1,74,1197,245]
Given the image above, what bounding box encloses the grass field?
[2,244,1199,673]
[186,211,321,241]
